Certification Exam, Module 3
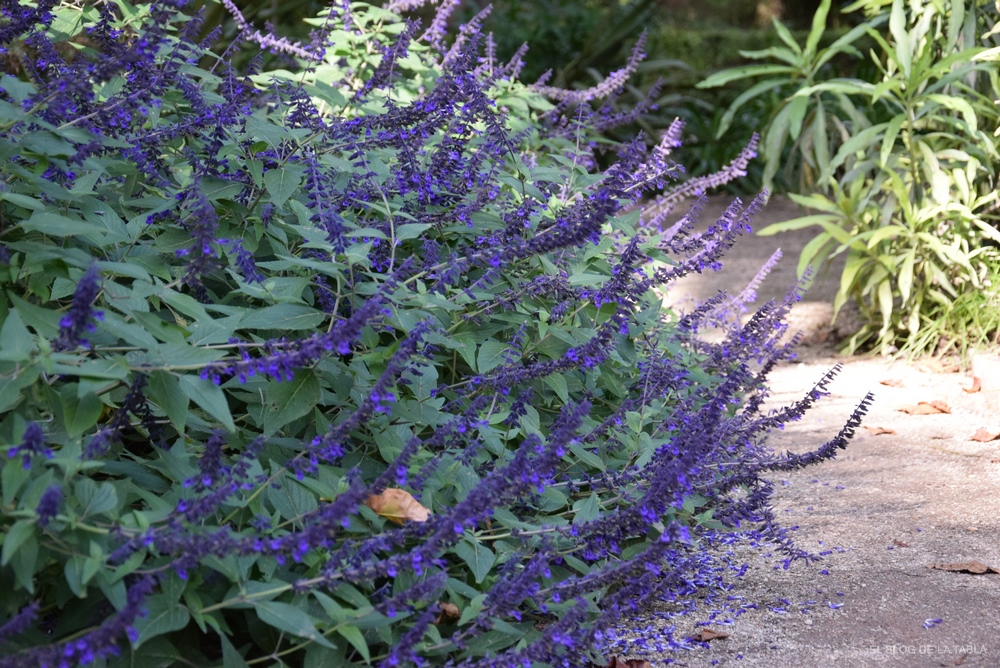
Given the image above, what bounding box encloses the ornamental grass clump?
[0,1,869,666]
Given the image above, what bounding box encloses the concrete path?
[635,195,1000,667]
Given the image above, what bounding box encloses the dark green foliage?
[0,1,866,666]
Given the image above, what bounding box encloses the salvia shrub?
[0,1,870,666]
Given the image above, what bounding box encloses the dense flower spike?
[0,3,867,667]
[52,264,104,351]
[8,422,50,469]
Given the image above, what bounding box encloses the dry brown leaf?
[928,561,1000,575]
[892,539,910,548]
[897,401,950,415]
[864,426,896,436]
[363,488,431,524]
[963,377,982,394]
[879,378,905,387]
[598,657,652,668]
[688,628,730,643]
[918,359,960,374]
[434,601,459,624]
[970,428,1000,442]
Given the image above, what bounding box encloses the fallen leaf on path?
[963,377,982,394]
[897,401,951,415]
[892,539,910,548]
[364,488,431,524]
[927,561,1000,574]
[864,426,896,436]
[918,359,960,374]
[992,458,1000,464]
[597,657,652,668]
[970,428,1000,442]
[879,378,905,387]
[687,629,729,643]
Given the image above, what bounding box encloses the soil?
[633,195,1000,667]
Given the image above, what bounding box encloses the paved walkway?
[638,195,1000,667]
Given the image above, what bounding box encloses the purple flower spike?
[53,263,104,351]
[0,601,40,642]
[36,485,62,527]
[8,422,51,469]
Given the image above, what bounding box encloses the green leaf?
[240,304,325,331]
[477,340,508,374]
[880,114,905,167]
[797,232,835,277]
[401,362,437,401]
[877,278,894,332]
[1,520,35,567]
[20,211,107,240]
[824,123,885,181]
[712,77,787,139]
[262,369,321,435]
[263,163,307,208]
[889,0,912,80]
[0,364,38,413]
[697,64,798,90]
[772,17,803,56]
[219,633,251,668]
[568,443,605,472]
[543,373,569,403]
[63,391,105,439]
[178,376,236,432]
[267,477,318,523]
[899,250,916,303]
[2,459,32,508]
[0,309,35,360]
[147,371,189,434]
[254,601,336,648]
[455,538,496,584]
[786,95,809,142]
[133,594,191,646]
[803,0,831,60]
[335,624,370,663]
[75,478,119,519]
[925,93,977,133]
[572,493,601,525]
[394,223,431,241]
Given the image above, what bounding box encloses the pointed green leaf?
[240,304,325,331]
[267,477,318,523]
[804,0,832,60]
[133,594,191,646]
[219,632,251,668]
[263,164,306,208]
[889,0,911,79]
[178,376,235,432]
[147,371,189,434]
[455,538,496,584]
[1,520,35,567]
[21,211,106,240]
[477,340,508,374]
[335,625,370,663]
[0,309,35,360]
[254,601,336,648]
[262,369,321,435]
[63,391,105,439]
[75,478,119,519]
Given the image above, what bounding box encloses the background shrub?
[0,1,866,666]
[703,0,1000,357]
